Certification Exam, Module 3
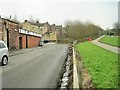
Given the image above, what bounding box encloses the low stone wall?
[56,45,73,89]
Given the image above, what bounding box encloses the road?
[1,44,68,88]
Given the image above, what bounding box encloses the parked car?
[39,40,43,46]
[0,40,9,66]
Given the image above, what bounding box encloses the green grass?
[76,41,118,88]
[99,35,120,47]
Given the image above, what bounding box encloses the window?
[0,42,6,49]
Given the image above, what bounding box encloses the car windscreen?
[0,42,6,49]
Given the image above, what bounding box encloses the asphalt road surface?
[1,44,68,88]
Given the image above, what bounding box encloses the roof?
[1,18,19,24]
[24,20,49,27]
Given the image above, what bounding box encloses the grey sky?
[0,0,119,29]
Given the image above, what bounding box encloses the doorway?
[19,37,22,49]
[26,35,28,48]
[6,29,9,49]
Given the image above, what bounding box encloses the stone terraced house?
[0,17,19,50]
[0,16,67,50]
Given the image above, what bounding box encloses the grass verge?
[99,35,120,47]
[75,41,118,88]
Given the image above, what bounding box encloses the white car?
[0,40,9,66]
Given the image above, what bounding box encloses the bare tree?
[114,22,120,29]
[113,22,120,35]
[13,14,18,22]
[65,20,104,42]
[29,15,35,23]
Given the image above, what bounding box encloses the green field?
[99,35,120,47]
[76,42,118,88]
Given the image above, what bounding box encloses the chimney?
[52,24,55,26]
[46,22,49,24]
[24,20,28,22]
[36,20,39,23]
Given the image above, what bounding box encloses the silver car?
[0,40,9,66]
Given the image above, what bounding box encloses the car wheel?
[2,56,8,66]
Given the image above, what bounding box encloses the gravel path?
[92,36,120,54]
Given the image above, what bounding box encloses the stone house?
[35,22,55,42]
[0,17,19,50]
[24,21,67,43]
[42,24,67,43]
[0,17,3,40]
[20,20,41,34]
[19,20,42,48]
[42,30,58,42]
[56,25,68,42]
[38,22,51,35]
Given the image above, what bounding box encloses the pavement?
[92,35,120,54]
[9,43,56,57]
[9,46,42,57]
[2,44,68,88]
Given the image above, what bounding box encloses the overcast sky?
[0,0,119,29]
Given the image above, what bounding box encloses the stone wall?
[3,19,19,50]
[0,18,3,40]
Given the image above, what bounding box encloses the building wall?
[19,21,42,49]
[21,21,41,34]
[0,19,19,50]
[19,34,40,49]
[49,32,57,41]
[9,26,19,49]
[5,20,19,50]
[0,18,3,40]
[43,31,57,42]
[20,21,41,48]
[41,24,51,34]
[19,34,27,49]
[0,31,2,40]
[28,36,40,48]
